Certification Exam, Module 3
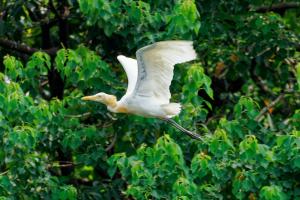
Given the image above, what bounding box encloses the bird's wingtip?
[117,55,126,61]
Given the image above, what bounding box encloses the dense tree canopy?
[0,0,300,199]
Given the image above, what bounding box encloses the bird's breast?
[115,105,129,113]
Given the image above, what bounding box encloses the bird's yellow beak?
[81,95,97,101]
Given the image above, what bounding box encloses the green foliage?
[78,0,200,48]
[260,185,287,200]
[181,63,213,123]
[51,185,78,200]
[0,0,299,199]
[54,46,115,92]
[108,135,200,199]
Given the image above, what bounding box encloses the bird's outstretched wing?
[133,41,197,104]
[117,55,138,97]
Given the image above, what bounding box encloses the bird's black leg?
[160,118,204,141]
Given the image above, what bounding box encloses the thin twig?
[48,161,78,168]
[0,170,8,176]
[50,163,74,168]
[255,93,284,122]
[256,47,271,57]
[105,133,117,152]
[65,112,91,118]
[267,113,275,131]
[102,121,114,128]
[40,80,49,87]
[39,80,51,100]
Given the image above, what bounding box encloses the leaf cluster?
[0,0,299,199]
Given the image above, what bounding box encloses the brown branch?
[252,2,300,13]
[0,38,57,56]
[255,93,284,122]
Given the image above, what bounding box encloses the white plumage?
[116,55,138,99]
[82,40,197,119]
[134,41,197,104]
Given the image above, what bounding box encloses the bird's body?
[110,94,181,118]
[82,40,203,140]
[82,40,196,118]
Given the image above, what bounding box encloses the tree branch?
[0,38,57,56]
[48,161,79,168]
[252,2,300,13]
[255,93,284,122]
[64,112,91,118]
[0,170,8,176]
[105,133,117,152]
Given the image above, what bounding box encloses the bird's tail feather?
[162,118,203,141]
[161,103,181,117]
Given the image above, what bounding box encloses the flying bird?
[82,41,202,140]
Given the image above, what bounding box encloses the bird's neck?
[103,94,117,109]
[102,94,129,113]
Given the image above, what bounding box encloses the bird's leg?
[160,118,203,141]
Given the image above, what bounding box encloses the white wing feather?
[133,41,197,104]
[117,55,138,97]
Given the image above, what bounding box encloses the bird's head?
[82,92,106,103]
[81,92,117,107]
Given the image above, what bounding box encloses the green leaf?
[51,185,77,200]
[260,185,287,200]
[293,156,300,169]
[3,55,23,81]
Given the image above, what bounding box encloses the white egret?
[82,41,202,140]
